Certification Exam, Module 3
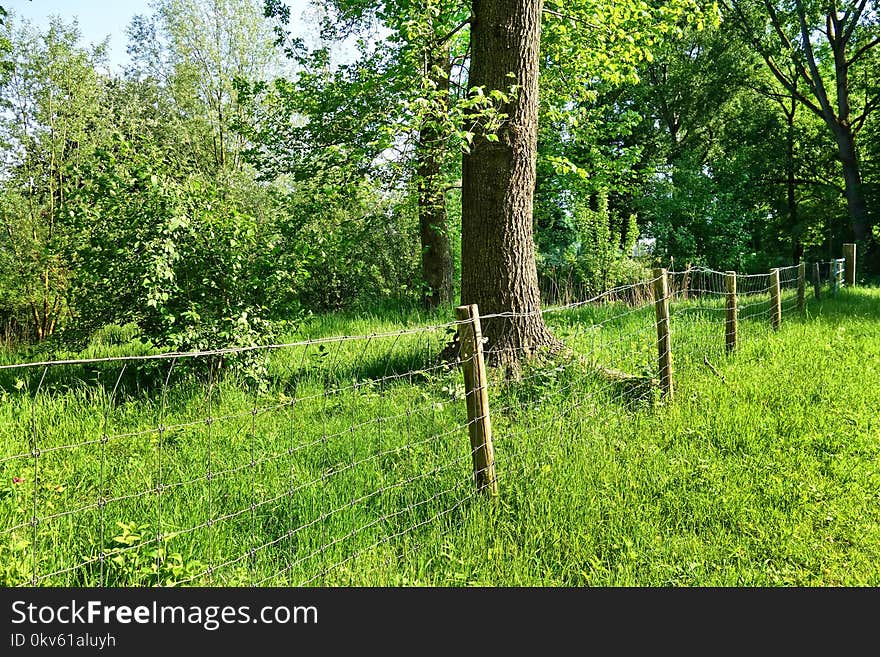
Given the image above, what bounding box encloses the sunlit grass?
[0,287,877,586]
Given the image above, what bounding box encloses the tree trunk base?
[439,318,562,378]
[479,315,560,377]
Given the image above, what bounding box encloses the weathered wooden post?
[844,243,856,287]
[682,263,692,301]
[797,262,805,314]
[653,268,673,399]
[832,259,842,296]
[813,262,821,300]
[725,271,737,354]
[455,304,498,496]
[769,268,781,330]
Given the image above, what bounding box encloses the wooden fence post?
[770,268,781,330]
[455,304,498,496]
[725,271,737,354]
[813,262,821,300]
[832,259,842,297]
[653,268,673,399]
[844,243,856,287]
[682,263,692,301]
[797,262,805,314]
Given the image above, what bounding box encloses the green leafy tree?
[63,106,311,351]
[563,13,850,273]
[233,64,425,312]
[130,0,281,173]
[456,0,703,360]
[721,0,879,247]
[623,18,779,271]
[0,15,107,340]
[262,0,480,309]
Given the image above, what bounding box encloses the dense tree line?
[0,0,876,359]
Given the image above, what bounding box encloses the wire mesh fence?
[814,258,847,297]
[0,257,850,587]
[483,281,663,502]
[0,324,482,586]
[664,264,807,375]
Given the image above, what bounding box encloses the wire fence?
[814,258,847,297]
[0,257,853,587]
[664,264,804,376]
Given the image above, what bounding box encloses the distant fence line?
[0,245,859,586]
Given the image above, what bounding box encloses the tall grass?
[0,287,878,586]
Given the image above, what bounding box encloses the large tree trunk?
[829,29,870,242]
[784,94,803,264]
[832,123,869,241]
[461,0,554,365]
[416,46,454,309]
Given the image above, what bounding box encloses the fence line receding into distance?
[0,246,858,586]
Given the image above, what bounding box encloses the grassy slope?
[0,287,878,586]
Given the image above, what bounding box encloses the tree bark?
[828,20,870,242]
[416,45,454,309]
[461,0,555,365]
[833,122,869,241]
[784,92,802,263]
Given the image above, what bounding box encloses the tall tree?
[721,0,879,242]
[0,16,107,340]
[462,0,703,360]
[264,0,466,308]
[461,0,554,361]
[131,0,280,172]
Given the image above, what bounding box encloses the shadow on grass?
[3,288,875,408]
[0,336,458,411]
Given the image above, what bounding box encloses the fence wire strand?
[0,261,834,586]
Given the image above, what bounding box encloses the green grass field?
[1,285,878,586]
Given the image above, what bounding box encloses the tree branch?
[761,0,795,50]
[827,7,840,47]
[795,0,836,122]
[746,80,790,102]
[541,6,604,32]
[435,17,471,46]
[761,0,822,100]
[761,54,824,118]
[719,0,823,118]
[842,0,869,43]
[846,35,880,67]
[852,93,880,134]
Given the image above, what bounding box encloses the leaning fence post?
[813,262,821,300]
[844,243,856,287]
[770,268,782,330]
[653,268,673,399]
[725,271,737,354]
[682,263,692,301]
[455,304,498,496]
[797,262,805,314]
